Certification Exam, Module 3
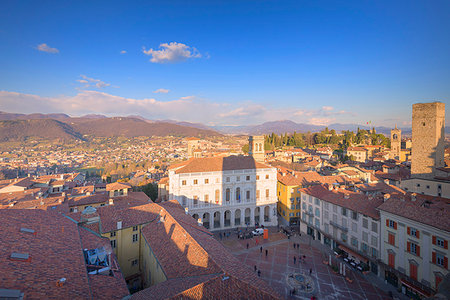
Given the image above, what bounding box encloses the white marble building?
[168,155,278,231]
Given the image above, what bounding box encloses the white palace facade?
[168,155,278,231]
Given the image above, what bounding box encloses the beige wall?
[398,178,450,198]
[140,235,167,288]
[102,225,142,280]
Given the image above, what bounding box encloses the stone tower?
[186,137,201,159]
[411,102,445,179]
[248,135,265,162]
[390,125,401,160]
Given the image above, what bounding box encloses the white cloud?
[219,105,265,118]
[36,43,59,53]
[120,50,127,54]
[322,106,333,111]
[143,42,202,63]
[309,117,336,126]
[0,90,365,126]
[76,75,111,89]
[153,88,170,94]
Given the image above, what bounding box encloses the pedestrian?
[246,243,249,249]
[254,265,257,272]
[309,268,312,275]
[260,246,263,253]
[294,256,297,264]
[265,249,268,257]
[257,270,261,277]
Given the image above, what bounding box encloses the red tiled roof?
[301,185,383,219]
[106,182,132,191]
[172,156,272,174]
[133,200,280,299]
[0,209,129,299]
[378,193,450,232]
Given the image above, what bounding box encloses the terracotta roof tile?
[378,194,450,231]
[301,185,383,219]
[172,156,272,174]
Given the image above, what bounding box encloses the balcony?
[305,210,314,217]
[330,221,348,232]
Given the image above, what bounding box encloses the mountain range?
[0,112,220,142]
[1,111,447,141]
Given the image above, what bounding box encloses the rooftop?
[0,209,128,299]
[170,155,272,174]
[378,193,450,232]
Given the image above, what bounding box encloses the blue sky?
[0,0,449,126]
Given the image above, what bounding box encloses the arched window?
[226,188,230,202]
[236,187,241,202]
[215,189,220,203]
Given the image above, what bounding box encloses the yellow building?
[277,168,323,226]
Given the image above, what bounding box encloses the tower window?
[422,122,425,126]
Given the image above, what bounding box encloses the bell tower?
[248,136,265,162]
[390,125,401,160]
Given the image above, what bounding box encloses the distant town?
[0,102,448,299]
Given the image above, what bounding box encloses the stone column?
[250,207,255,226]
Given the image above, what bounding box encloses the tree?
[140,182,158,201]
[242,144,249,154]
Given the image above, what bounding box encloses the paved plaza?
[217,229,394,300]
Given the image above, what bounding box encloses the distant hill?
[0,112,221,142]
[0,111,70,120]
[0,119,83,142]
[69,117,220,138]
[157,119,212,131]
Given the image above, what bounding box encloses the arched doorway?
[264,206,270,222]
[202,213,210,229]
[192,213,199,221]
[235,209,241,226]
[245,208,251,225]
[224,210,231,227]
[213,211,221,229]
[254,207,260,226]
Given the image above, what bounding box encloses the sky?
[0,0,449,127]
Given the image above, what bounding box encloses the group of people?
[253,265,261,277]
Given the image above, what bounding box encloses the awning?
[338,245,368,263]
[400,279,432,298]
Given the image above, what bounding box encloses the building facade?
[168,155,278,230]
[299,185,383,275]
[378,194,449,298]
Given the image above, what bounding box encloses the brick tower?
[411,102,445,179]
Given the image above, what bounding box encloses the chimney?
[411,193,416,202]
[328,184,333,191]
[60,174,64,180]
[62,192,66,197]
[109,198,114,205]
[197,218,203,226]
[383,194,390,202]
[117,221,122,230]
[344,193,349,199]
[73,207,78,213]
[185,207,189,215]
